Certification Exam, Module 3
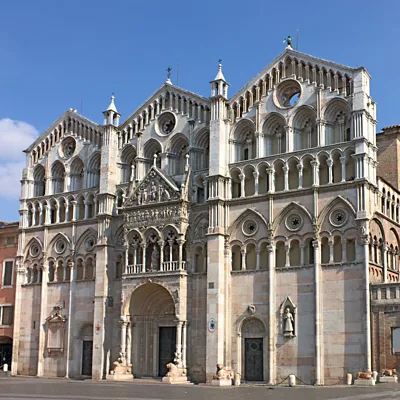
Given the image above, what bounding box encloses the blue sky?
[0,0,398,221]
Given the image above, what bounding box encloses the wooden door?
[81,340,93,376]
[158,327,176,377]
[244,338,263,381]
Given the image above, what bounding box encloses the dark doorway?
[82,340,93,376]
[158,327,176,377]
[0,341,12,369]
[245,338,263,381]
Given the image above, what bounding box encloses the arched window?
[70,158,84,191]
[33,165,45,197]
[51,161,65,194]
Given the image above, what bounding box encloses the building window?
[2,260,13,287]
[0,305,14,326]
[392,328,400,354]
[5,236,15,246]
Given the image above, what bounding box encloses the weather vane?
[218,58,222,64]
[166,66,172,80]
[283,36,293,48]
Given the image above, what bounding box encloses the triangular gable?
[229,48,363,104]
[124,165,181,207]
[25,109,103,154]
[119,82,210,130]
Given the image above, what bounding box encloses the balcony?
[123,261,187,277]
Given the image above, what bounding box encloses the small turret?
[210,59,229,98]
[103,93,121,126]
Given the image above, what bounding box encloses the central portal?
[129,283,177,378]
[158,327,176,376]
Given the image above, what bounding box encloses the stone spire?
[103,93,121,126]
[210,59,229,98]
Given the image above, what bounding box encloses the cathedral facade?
[11,46,398,385]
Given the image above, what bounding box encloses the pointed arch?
[272,202,313,232]
[75,228,97,254]
[228,208,268,237]
[46,232,72,254]
[317,195,356,227]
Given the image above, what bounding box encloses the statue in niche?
[137,191,142,205]
[150,245,160,271]
[142,189,148,204]
[283,308,294,337]
[150,181,158,202]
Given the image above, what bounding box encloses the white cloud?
[0,118,38,199]
[0,118,38,161]
[0,161,24,199]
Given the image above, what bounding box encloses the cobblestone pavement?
[0,377,399,400]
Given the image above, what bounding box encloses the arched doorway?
[239,318,266,382]
[0,337,12,369]
[129,283,177,378]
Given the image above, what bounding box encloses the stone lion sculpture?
[165,362,186,378]
[382,369,397,376]
[213,364,234,380]
[356,371,372,380]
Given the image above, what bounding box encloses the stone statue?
[142,189,148,204]
[213,364,234,380]
[150,245,160,271]
[165,362,186,378]
[150,181,157,202]
[283,308,294,337]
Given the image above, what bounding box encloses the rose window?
[286,214,303,231]
[330,209,347,227]
[243,220,258,236]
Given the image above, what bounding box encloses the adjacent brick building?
[0,221,18,369]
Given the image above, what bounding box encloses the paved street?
[0,377,399,400]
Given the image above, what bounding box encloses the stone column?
[182,321,187,368]
[158,241,164,271]
[300,244,305,266]
[361,232,372,370]
[327,158,333,184]
[177,238,185,270]
[239,174,245,198]
[341,239,347,262]
[256,250,261,270]
[340,157,346,182]
[65,260,76,378]
[176,321,183,367]
[241,248,246,271]
[120,318,127,361]
[285,244,290,267]
[267,244,276,384]
[311,161,319,187]
[383,243,388,283]
[253,171,259,195]
[297,164,303,189]
[283,164,289,191]
[267,168,274,193]
[37,254,49,377]
[141,244,146,273]
[328,239,334,264]
[126,323,132,366]
[11,259,25,375]
[313,239,323,385]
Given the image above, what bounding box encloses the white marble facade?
[12,46,390,385]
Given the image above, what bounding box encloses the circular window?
[61,137,76,159]
[274,79,302,109]
[330,209,347,227]
[243,220,258,236]
[55,239,67,254]
[157,112,176,135]
[286,214,303,231]
[85,237,95,251]
[30,244,40,257]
